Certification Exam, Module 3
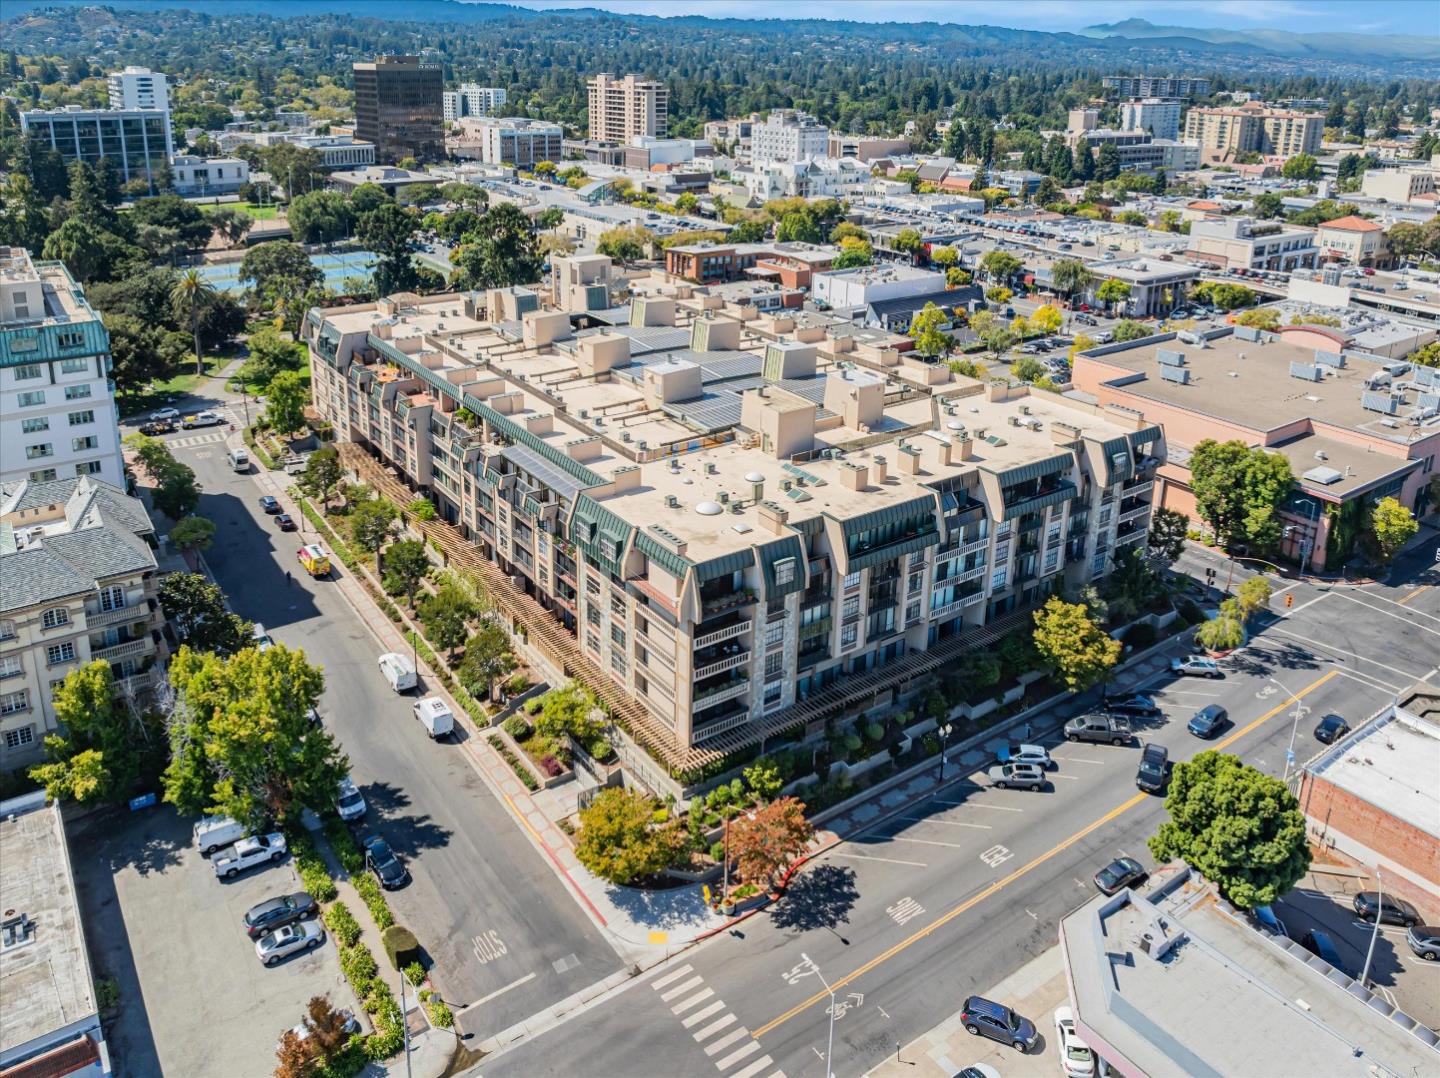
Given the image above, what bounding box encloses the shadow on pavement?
[769,863,859,938]
[198,490,324,635]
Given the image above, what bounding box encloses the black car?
[1301,929,1348,973]
[1313,715,1350,744]
[276,513,297,531]
[1187,704,1229,739]
[259,495,281,514]
[1353,891,1420,927]
[364,836,410,890]
[1094,856,1148,896]
[1103,693,1161,719]
[1136,743,1169,793]
[242,892,318,940]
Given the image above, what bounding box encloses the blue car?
[1188,704,1228,739]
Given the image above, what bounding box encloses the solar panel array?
[1361,391,1398,415]
[1414,366,1438,388]
[501,443,587,502]
[1159,366,1191,385]
[1157,349,1186,367]
[1289,362,1322,382]
[663,393,744,430]
[1418,392,1440,412]
[1314,349,1345,368]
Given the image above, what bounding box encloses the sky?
[503,0,1420,36]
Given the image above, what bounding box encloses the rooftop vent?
[1303,466,1343,485]
[1,913,35,951]
[664,494,679,508]
[695,500,723,516]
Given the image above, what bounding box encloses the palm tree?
[171,270,217,377]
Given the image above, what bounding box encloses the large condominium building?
[304,271,1162,780]
[353,55,445,164]
[0,476,167,769]
[1120,98,1181,141]
[471,117,564,168]
[588,73,668,142]
[751,110,829,166]
[1183,103,1324,162]
[18,105,172,189]
[107,65,169,113]
[443,85,507,123]
[0,249,123,491]
[1103,75,1211,99]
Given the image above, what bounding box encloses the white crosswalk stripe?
[650,964,695,990]
[660,975,704,1002]
[671,988,715,1014]
[728,1057,777,1078]
[169,432,227,450]
[704,1029,749,1056]
[691,1014,736,1041]
[715,1040,761,1069]
[650,963,784,1076]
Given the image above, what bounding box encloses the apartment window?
[842,596,860,621]
[3,723,35,745]
[990,568,1008,591]
[42,608,70,630]
[585,630,601,654]
[60,355,89,371]
[843,571,861,591]
[25,443,53,460]
[75,461,103,476]
[610,594,626,617]
[68,410,95,426]
[99,585,126,612]
[0,621,15,641]
[585,576,601,597]
[585,603,600,628]
[49,679,66,698]
[72,435,99,452]
[609,625,626,649]
[765,622,784,649]
[610,651,627,676]
[14,363,44,381]
[0,656,22,680]
[65,384,92,401]
[840,624,858,650]
[21,417,49,434]
[46,642,77,666]
[764,652,783,679]
[773,557,796,587]
[28,469,57,482]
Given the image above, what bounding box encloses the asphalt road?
[134,400,624,1043]
[480,552,1439,1078]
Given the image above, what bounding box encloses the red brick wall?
[1299,772,1440,893]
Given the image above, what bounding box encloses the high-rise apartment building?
[587,73,668,142]
[471,117,564,168]
[19,106,173,188]
[0,247,124,491]
[1103,75,1211,99]
[1182,103,1323,162]
[750,110,830,166]
[443,85,507,123]
[106,65,169,112]
[1120,99,1181,141]
[353,56,444,163]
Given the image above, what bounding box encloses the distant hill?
[1081,17,1440,63]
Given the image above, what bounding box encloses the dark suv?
[1353,891,1420,927]
[959,995,1039,1052]
[1136,743,1169,793]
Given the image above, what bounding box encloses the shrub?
[710,840,726,862]
[502,714,532,740]
[404,961,426,987]
[488,734,540,791]
[1177,598,1203,625]
[381,924,421,971]
[865,722,885,742]
[324,901,363,948]
[340,942,378,987]
[843,733,863,752]
[426,1000,454,1029]
[325,818,365,875]
[503,673,531,696]
[1126,622,1158,648]
[353,874,396,930]
[291,833,338,902]
[540,755,566,778]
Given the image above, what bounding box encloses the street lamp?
[1269,675,1311,782]
[1360,867,1384,988]
[936,721,954,785]
[802,952,838,1078]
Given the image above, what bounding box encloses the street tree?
[169,515,216,553]
[1190,440,1294,551]
[1110,319,1148,343]
[946,266,972,288]
[29,662,158,804]
[985,285,1013,305]
[357,203,421,295]
[348,498,398,558]
[1233,577,1274,624]
[1010,355,1046,383]
[1031,596,1121,691]
[418,581,478,659]
[171,269,217,376]
[1196,608,1246,652]
[239,324,305,387]
[969,310,1017,364]
[727,797,814,889]
[450,202,542,290]
[1050,258,1094,301]
[909,302,951,358]
[1095,278,1131,316]
[596,224,653,266]
[164,644,347,829]
[1280,153,1320,181]
[159,572,253,655]
[1147,507,1189,566]
[299,446,343,510]
[125,432,177,478]
[287,191,355,245]
[456,621,516,700]
[575,787,684,886]
[265,370,308,437]
[979,249,1022,282]
[152,459,201,520]
[1371,496,1418,563]
[1029,303,1063,335]
[381,539,431,606]
[1148,751,1310,909]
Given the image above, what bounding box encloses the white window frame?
[42,607,70,630]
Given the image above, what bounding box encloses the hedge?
[381,924,420,971]
[488,734,540,791]
[292,831,338,903]
[353,874,396,930]
[323,901,363,948]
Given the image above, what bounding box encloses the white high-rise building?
[443,85,507,123]
[587,73,668,142]
[1120,99,1181,142]
[107,66,169,113]
[750,110,829,166]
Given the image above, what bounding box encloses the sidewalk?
[866,946,1070,1078]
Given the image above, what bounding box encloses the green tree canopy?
[450,203,542,290]
[381,539,431,605]
[575,787,683,886]
[909,302,952,358]
[349,498,398,556]
[1050,258,1094,299]
[265,369,308,436]
[979,249,1022,282]
[1147,507,1189,566]
[29,662,159,804]
[1371,496,1418,563]
[417,580,478,659]
[1149,751,1311,909]
[159,572,253,655]
[456,622,516,700]
[240,241,323,308]
[288,190,355,245]
[1190,440,1294,551]
[1031,596,1121,691]
[596,224,653,266]
[357,203,421,295]
[299,446,342,509]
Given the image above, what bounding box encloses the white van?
[378,652,417,693]
[412,696,454,740]
[194,814,246,856]
[227,447,250,472]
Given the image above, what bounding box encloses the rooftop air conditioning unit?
[664,494,679,508]
[1008,416,1022,427]
[719,491,730,504]
[621,431,632,442]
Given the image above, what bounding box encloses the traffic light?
[1205,567,1216,583]
[1285,593,1294,608]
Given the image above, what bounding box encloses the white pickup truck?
[213,832,288,879]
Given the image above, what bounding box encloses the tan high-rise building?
[587,73,668,142]
[1182,102,1323,162]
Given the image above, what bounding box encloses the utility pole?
[1361,868,1384,988]
[400,973,413,1078]
[803,952,838,1078]
[936,721,953,785]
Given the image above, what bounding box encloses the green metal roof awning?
[1098,435,1133,486]
[694,549,754,582]
[836,495,939,538]
[1002,483,1077,521]
[847,529,940,572]
[570,494,633,576]
[991,454,1072,487]
[635,531,692,580]
[758,535,806,598]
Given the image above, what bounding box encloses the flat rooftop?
[1061,869,1440,1078]
[0,251,98,329]
[0,796,97,1056]
[1308,706,1440,840]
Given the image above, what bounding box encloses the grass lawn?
[118,359,227,417]
[199,201,283,221]
[227,353,312,398]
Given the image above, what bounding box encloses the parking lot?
[71,806,353,1078]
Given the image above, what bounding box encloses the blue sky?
[504,0,1419,36]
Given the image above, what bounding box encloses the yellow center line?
[1397,585,1431,607]
[750,667,1340,1041]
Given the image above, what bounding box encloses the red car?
[1362,267,1375,276]
[1077,303,1091,312]
[276,513,297,531]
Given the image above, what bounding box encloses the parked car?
[1052,1006,1096,1077]
[996,743,1052,769]
[1136,743,1169,793]
[413,696,455,739]
[960,996,1039,1052]
[1187,704,1229,739]
[1353,891,1421,927]
[213,833,288,879]
[1064,713,1132,745]
[1300,929,1348,973]
[987,762,1047,790]
[336,777,367,822]
[275,513,297,531]
[252,623,274,652]
[149,407,180,422]
[378,652,417,693]
[363,835,410,890]
[194,815,246,856]
[1252,905,1287,938]
[138,418,175,436]
[243,892,318,940]
[1102,693,1160,719]
[1313,714,1350,744]
[1170,655,1223,678]
[1406,924,1440,961]
[255,919,326,967]
[181,410,224,429]
[259,495,281,514]
[1093,856,1147,896]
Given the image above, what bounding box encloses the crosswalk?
[651,963,785,1078]
[168,431,229,450]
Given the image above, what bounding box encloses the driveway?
[70,806,351,1078]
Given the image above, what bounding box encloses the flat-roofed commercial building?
[1187,215,1318,271]
[1315,214,1392,269]
[0,792,111,1077]
[18,106,171,190]
[587,73,668,143]
[470,117,564,168]
[1070,324,1440,571]
[305,280,1161,780]
[353,55,444,164]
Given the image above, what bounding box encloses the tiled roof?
[1318,215,1383,232]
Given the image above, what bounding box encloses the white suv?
[336,778,367,822]
[987,762,1047,790]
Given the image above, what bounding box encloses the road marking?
[886,897,926,926]
[661,976,705,1002]
[672,988,716,1014]
[885,835,968,849]
[826,851,928,868]
[1284,594,1329,617]
[706,1029,750,1056]
[1265,626,1427,683]
[693,1014,737,1041]
[749,667,1341,1041]
[1052,756,1105,764]
[728,1056,777,1078]
[652,964,695,990]
[716,1040,762,1068]
[1329,666,1402,695]
[1327,590,1440,635]
[980,844,1014,867]
[1049,773,1080,781]
[471,929,508,964]
[899,815,991,829]
[465,971,536,1009]
[1397,585,1432,607]
[682,1000,728,1027]
[934,800,1024,812]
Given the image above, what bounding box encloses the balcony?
[87,603,149,629]
[960,589,986,608]
[700,589,756,617]
[692,705,752,742]
[90,637,152,663]
[1119,501,1151,524]
[694,651,750,680]
[955,562,988,583]
[694,677,750,710]
[113,670,157,697]
[1116,525,1146,544]
[1122,478,1154,498]
[694,620,751,650]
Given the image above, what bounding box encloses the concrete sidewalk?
[866,946,1071,1078]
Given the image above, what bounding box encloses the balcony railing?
[87,604,147,629]
[694,621,751,649]
[113,671,157,697]
[694,651,750,680]
[91,638,152,663]
[1119,502,1152,524]
[692,707,752,742]
[700,589,756,616]
[955,562,988,583]
[694,678,750,710]
[1116,527,1146,544]
[960,589,986,608]
[1122,479,1154,497]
